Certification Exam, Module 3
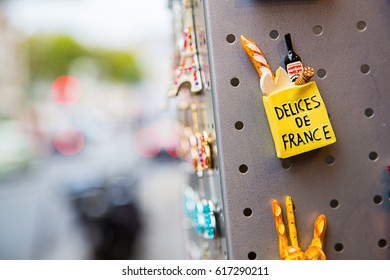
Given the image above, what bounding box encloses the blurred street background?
[0,0,186,259]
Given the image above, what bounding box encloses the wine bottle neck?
[285,33,293,52]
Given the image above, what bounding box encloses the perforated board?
[202,0,390,259]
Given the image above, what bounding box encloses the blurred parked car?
[133,117,180,161]
[67,174,141,259]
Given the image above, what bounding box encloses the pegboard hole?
[373,195,383,205]
[239,164,248,174]
[330,199,339,209]
[378,239,387,248]
[357,21,367,31]
[230,77,240,87]
[243,208,253,217]
[334,243,344,252]
[226,34,236,44]
[235,121,244,130]
[369,151,379,161]
[360,64,370,74]
[281,159,292,170]
[313,25,323,36]
[317,68,327,79]
[269,30,279,40]
[364,108,374,118]
[325,155,335,166]
[248,251,257,260]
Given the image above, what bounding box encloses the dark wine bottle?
[284,33,303,82]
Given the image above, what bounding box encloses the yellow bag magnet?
[263,81,336,158]
[241,35,336,158]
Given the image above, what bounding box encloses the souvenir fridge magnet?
[168,25,203,97]
[183,187,216,240]
[272,196,327,260]
[189,103,213,173]
[241,35,336,158]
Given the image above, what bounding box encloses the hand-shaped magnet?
[271,196,327,260]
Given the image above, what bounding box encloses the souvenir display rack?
[168,0,390,259]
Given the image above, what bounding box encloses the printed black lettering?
[304,131,314,142]
[275,106,284,120]
[281,128,325,151]
[322,124,331,139]
[294,102,301,115]
[282,134,289,150]
[122,267,128,275]
[288,133,297,148]
[297,99,304,111]
[304,97,313,110]
[303,115,311,126]
[288,102,298,116]
[295,117,303,128]
[311,94,321,108]
[178,267,183,275]
[313,128,321,140]
[282,103,291,117]
[296,133,305,146]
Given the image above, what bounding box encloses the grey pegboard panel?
[202,0,390,259]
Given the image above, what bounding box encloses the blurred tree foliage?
[24,35,142,83]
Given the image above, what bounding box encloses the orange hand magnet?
[271,196,327,260]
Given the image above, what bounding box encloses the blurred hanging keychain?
[241,35,336,158]
[189,103,213,173]
[183,186,217,240]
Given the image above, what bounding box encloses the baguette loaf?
[241,35,274,79]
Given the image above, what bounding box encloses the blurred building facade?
[0,7,28,120]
